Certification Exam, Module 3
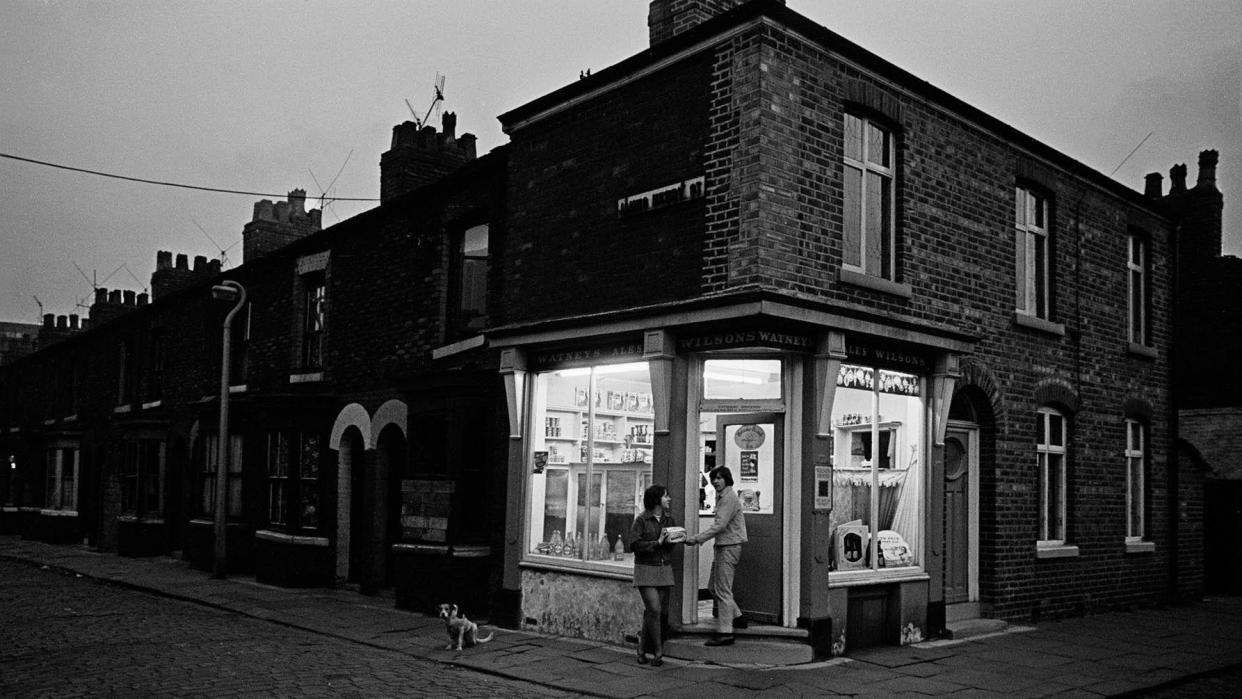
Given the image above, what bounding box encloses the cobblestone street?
[0,560,572,698]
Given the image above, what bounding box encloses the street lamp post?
[211,280,246,579]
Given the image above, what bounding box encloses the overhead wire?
[0,151,380,202]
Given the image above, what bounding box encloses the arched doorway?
[336,426,365,584]
[944,388,988,622]
[367,423,407,593]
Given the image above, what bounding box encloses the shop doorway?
[698,412,784,624]
[944,425,979,619]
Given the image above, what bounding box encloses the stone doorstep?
[944,617,1010,640]
[662,635,814,665]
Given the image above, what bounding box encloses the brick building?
[0,0,1222,660]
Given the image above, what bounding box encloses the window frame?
[300,274,326,371]
[842,113,897,281]
[265,430,321,532]
[449,222,490,337]
[120,439,165,519]
[44,446,79,513]
[1127,233,1149,346]
[1036,407,1069,548]
[1015,186,1052,320]
[1124,419,1147,542]
[200,433,244,519]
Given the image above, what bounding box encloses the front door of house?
[944,427,977,609]
[715,413,783,624]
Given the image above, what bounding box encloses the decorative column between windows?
[643,330,674,436]
[931,354,961,446]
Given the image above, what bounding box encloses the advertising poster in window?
[727,423,773,514]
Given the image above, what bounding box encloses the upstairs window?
[843,114,895,280]
[301,274,326,370]
[1016,187,1052,319]
[117,338,137,406]
[148,329,165,402]
[451,223,489,335]
[1128,233,1149,345]
[1036,407,1068,545]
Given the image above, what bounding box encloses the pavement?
[4,536,1242,698]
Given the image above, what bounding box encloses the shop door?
[943,428,975,607]
[715,413,783,624]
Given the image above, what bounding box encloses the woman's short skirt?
[632,562,675,587]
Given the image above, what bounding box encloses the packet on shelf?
[662,526,687,543]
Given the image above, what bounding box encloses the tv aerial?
[404,73,446,128]
[309,149,353,223]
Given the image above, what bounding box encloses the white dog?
[438,603,494,651]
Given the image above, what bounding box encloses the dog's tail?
[477,628,495,643]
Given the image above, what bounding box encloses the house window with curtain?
[1037,407,1069,547]
[843,114,896,280]
[1015,186,1052,320]
[44,446,79,512]
[301,275,326,370]
[526,361,653,570]
[266,431,321,531]
[199,433,243,519]
[1125,419,1147,542]
[1128,233,1149,346]
[829,363,924,574]
[451,223,489,336]
[120,439,164,517]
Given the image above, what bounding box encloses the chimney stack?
[379,111,477,202]
[1144,172,1163,199]
[151,249,225,300]
[648,0,780,46]
[242,189,322,263]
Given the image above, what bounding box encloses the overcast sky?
[2,1,1239,324]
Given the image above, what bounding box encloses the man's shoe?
[733,615,749,629]
[705,635,735,647]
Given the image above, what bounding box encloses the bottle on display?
[551,530,564,556]
[613,536,625,561]
[597,535,609,560]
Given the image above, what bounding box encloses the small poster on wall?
[814,466,833,511]
[532,451,548,474]
[740,450,759,481]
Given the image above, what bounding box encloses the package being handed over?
[661,526,687,543]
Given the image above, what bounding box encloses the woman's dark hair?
[709,466,734,487]
[643,484,668,510]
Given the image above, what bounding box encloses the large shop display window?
[528,362,653,568]
[830,364,924,573]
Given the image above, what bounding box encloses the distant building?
[0,321,40,365]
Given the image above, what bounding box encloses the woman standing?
[629,484,679,666]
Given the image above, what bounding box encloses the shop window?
[199,433,243,519]
[1125,419,1147,541]
[702,358,781,401]
[121,439,164,517]
[266,431,321,531]
[44,446,79,512]
[1128,233,1149,346]
[527,361,653,568]
[1015,186,1052,320]
[829,364,923,573]
[843,113,896,280]
[449,223,489,337]
[1037,407,1068,545]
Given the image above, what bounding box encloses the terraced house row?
[0,0,1227,658]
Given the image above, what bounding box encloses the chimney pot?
[95,288,109,305]
[1196,149,1219,189]
[137,292,149,306]
[442,111,457,140]
[108,289,122,304]
[157,250,173,270]
[69,314,79,329]
[56,315,68,329]
[1144,172,1163,198]
[1170,164,1188,193]
[43,313,54,328]
[193,255,207,272]
[122,290,136,306]
[289,189,306,215]
[175,253,189,270]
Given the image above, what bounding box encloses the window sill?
[1014,312,1066,336]
[1126,343,1158,359]
[289,372,324,384]
[828,567,929,588]
[1125,540,1156,554]
[520,555,636,582]
[40,508,79,517]
[118,515,166,524]
[229,384,248,394]
[1036,543,1079,559]
[838,268,913,299]
[142,400,162,410]
[189,518,247,529]
[256,529,329,547]
[114,404,133,414]
[393,543,492,558]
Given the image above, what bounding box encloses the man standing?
[686,465,747,646]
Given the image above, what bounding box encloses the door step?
[665,622,813,665]
[943,617,1008,640]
